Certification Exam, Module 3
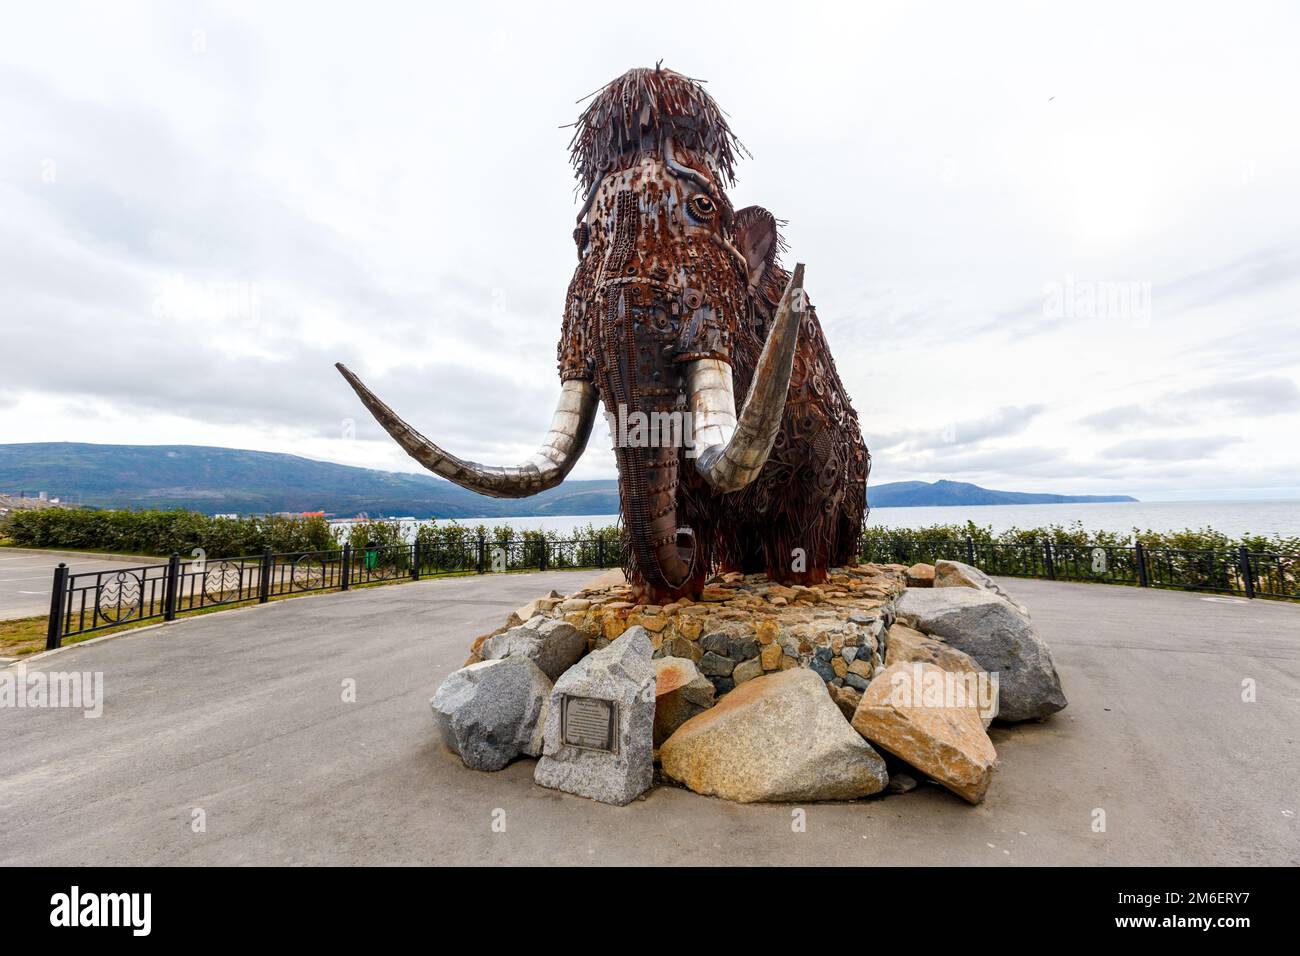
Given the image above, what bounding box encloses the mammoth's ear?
[732,206,782,287]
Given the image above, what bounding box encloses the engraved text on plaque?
[560,695,619,753]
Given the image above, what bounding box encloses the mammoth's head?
[565,67,782,327]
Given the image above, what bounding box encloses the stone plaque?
[560,694,619,753]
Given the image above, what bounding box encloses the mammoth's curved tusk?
[335,363,598,498]
[688,263,805,493]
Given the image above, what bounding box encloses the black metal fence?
[44,536,622,649]
[859,534,1300,602]
[43,531,1299,650]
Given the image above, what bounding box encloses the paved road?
[1,573,1297,865]
[0,549,165,621]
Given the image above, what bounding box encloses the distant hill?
[0,442,620,518]
[0,443,1134,517]
[867,479,1136,508]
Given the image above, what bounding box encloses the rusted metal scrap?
[338,66,869,602]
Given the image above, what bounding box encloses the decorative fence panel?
[860,534,1297,602]
[43,532,1299,650]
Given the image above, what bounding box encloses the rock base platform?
[469,563,909,698]
[438,560,1067,807]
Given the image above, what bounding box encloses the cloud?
[1158,246,1300,314]
[0,54,576,474]
[2,2,1299,504]
[1102,435,1243,461]
[1079,376,1300,433]
[1077,404,1188,430]
[1173,376,1300,416]
[872,405,1046,453]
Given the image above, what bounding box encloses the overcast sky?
[2,1,1298,501]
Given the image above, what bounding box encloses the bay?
[335,501,1300,541]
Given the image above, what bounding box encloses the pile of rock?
[432,559,1067,807]
[467,564,904,702]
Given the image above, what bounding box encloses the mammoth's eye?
[686,194,717,221]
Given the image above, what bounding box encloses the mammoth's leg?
[765,512,832,585]
[833,473,868,567]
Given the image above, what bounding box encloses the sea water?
[338,500,1300,540]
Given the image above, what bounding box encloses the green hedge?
[859,520,1300,554]
[335,519,622,552]
[1,508,336,557]
[0,508,626,562]
[5,507,1294,563]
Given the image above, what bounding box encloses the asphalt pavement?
[0,548,163,621]
[1,571,1297,865]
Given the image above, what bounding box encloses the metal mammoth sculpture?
[338,66,870,602]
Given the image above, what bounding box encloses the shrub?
[3,508,335,557]
[7,507,1293,573]
[859,519,1299,555]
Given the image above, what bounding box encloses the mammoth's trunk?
[611,434,693,594]
[595,286,695,599]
